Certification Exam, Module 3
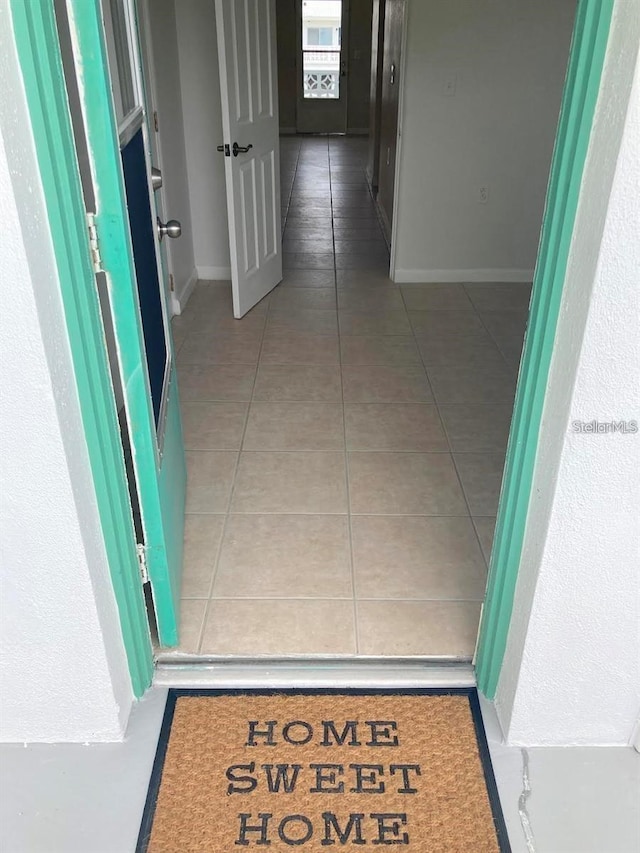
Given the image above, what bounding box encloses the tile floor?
[166,136,530,659]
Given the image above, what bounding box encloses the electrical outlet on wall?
[479,185,489,204]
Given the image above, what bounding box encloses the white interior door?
[215,0,283,319]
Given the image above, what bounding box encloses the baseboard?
[196,265,232,281]
[279,127,296,135]
[170,266,198,316]
[346,127,369,136]
[393,268,535,284]
[375,198,392,246]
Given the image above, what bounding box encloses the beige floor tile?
[201,599,356,655]
[267,308,338,335]
[415,328,504,365]
[464,282,532,312]
[454,452,506,515]
[352,516,487,600]
[244,402,344,451]
[185,451,237,513]
[269,287,336,310]
[427,360,516,404]
[341,364,432,403]
[348,452,467,515]
[279,270,336,288]
[473,516,497,564]
[340,335,421,366]
[282,227,333,242]
[357,601,482,657]
[164,600,206,654]
[187,310,267,334]
[336,269,394,288]
[171,322,188,352]
[408,309,485,337]
[439,403,514,452]
[213,514,351,598]
[261,331,340,364]
[178,331,263,365]
[231,451,348,513]
[400,283,474,311]
[182,402,248,450]
[181,515,225,598]
[337,286,403,312]
[345,403,447,451]
[178,364,256,402]
[253,364,342,402]
[282,239,335,253]
[283,252,335,270]
[339,310,411,336]
[335,254,389,271]
[190,282,270,315]
[332,226,386,241]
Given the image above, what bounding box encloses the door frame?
[474,0,614,697]
[10,0,154,697]
[10,0,614,696]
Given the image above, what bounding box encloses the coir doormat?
[137,688,509,852]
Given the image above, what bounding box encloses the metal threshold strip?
[153,656,476,689]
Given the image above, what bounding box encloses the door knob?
[232,141,253,157]
[157,217,182,240]
[151,167,162,191]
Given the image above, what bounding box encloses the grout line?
[193,274,275,656]
[329,138,360,655]
[400,281,500,568]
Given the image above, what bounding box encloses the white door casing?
[215,0,283,318]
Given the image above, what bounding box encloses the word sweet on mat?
[227,719,421,846]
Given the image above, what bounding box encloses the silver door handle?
[390,63,396,85]
[157,218,181,240]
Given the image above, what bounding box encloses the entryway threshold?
[153,657,475,689]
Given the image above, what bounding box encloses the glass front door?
[296,0,349,133]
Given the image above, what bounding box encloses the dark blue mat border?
[136,687,510,852]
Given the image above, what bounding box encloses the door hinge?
[136,543,149,584]
[86,213,103,273]
[169,273,175,292]
[153,110,159,132]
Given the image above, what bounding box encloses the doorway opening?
[296,0,348,132]
[149,0,576,665]
[32,0,597,677]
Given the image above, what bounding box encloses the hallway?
[165,136,529,660]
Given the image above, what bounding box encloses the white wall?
[393,0,575,282]
[496,4,640,746]
[0,2,133,742]
[145,0,197,313]
[175,0,231,280]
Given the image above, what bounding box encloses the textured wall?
[0,1,133,742]
[497,4,640,746]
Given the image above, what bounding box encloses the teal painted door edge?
[475,0,615,698]
[10,0,154,697]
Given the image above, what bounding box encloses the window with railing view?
[302,0,342,99]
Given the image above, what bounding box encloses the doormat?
[137,688,509,852]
